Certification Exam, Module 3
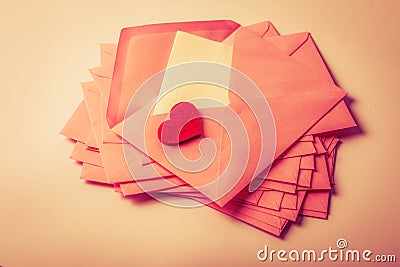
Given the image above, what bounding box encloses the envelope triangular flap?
[246,21,276,37]
[231,27,346,158]
[60,100,91,143]
[100,43,117,57]
[266,31,310,56]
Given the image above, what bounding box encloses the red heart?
[158,102,203,145]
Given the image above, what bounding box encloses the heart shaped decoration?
[157,102,203,145]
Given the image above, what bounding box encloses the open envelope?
[102,21,354,195]
[106,20,241,130]
[113,26,349,207]
[65,22,267,188]
[60,20,358,236]
[75,22,353,197]
[62,23,352,206]
[90,22,247,185]
[64,21,354,191]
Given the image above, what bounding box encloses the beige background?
[1,0,399,266]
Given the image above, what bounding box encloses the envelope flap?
[262,21,280,38]
[266,32,310,56]
[246,20,274,37]
[302,191,330,211]
[100,44,117,75]
[107,20,241,128]
[100,43,117,57]
[231,27,347,158]
[60,100,91,143]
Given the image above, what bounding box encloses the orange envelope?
[60,100,91,143]
[62,22,354,203]
[115,27,347,207]
[300,209,328,219]
[87,24,243,185]
[299,191,330,219]
[106,20,241,129]
[85,73,177,185]
[265,32,356,135]
[279,141,316,159]
[280,193,298,210]
[78,23,271,187]
[237,190,285,211]
[301,191,330,212]
[210,202,288,236]
[67,66,178,190]
[297,169,313,187]
[208,189,290,235]
[60,44,118,147]
[226,191,306,222]
[87,63,163,182]
[59,21,354,236]
[137,29,349,198]
[236,190,264,205]
[87,22,351,189]
[257,190,285,211]
[70,141,103,167]
[80,163,109,184]
[297,155,331,191]
[300,154,315,170]
[230,27,347,157]
[246,20,280,38]
[265,157,301,184]
[116,23,354,196]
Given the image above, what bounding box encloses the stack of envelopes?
[61,20,357,236]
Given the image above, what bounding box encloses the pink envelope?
[60,20,355,236]
[314,135,327,155]
[72,23,276,190]
[265,32,356,135]
[297,169,313,188]
[65,23,354,197]
[280,193,298,210]
[70,141,103,167]
[80,163,109,184]
[208,200,288,236]
[257,190,285,211]
[265,157,301,184]
[301,191,330,212]
[106,20,241,129]
[134,24,354,198]
[299,209,327,219]
[297,155,331,191]
[117,26,348,207]
[300,154,315,170]
[299,191,330,219]
[61,23,354,208]
[60,100,91,143]
[229,191,307,221]
[279,141,316,159]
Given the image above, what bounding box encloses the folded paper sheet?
[61,20,356,236]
